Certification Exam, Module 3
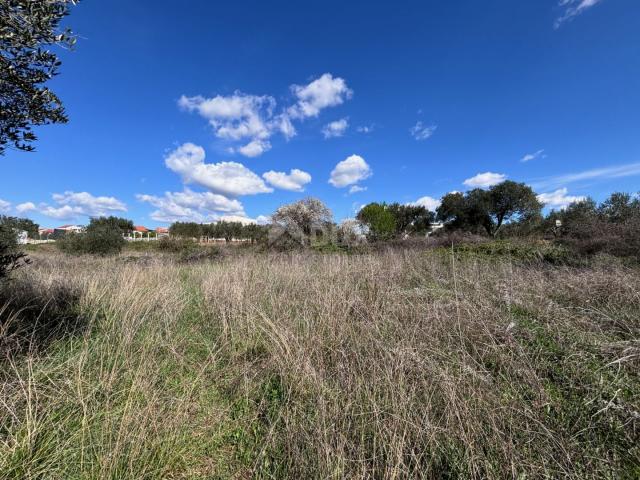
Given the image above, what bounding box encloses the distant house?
[156,227,169,238]
[53,224,84,237]
[38,228,54,239]
[129,225,157,240]
[56,224,84,233]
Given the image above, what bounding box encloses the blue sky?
[2,0,640,227]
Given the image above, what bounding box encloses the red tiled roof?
[134,226,149,232]
[156,227,169,233]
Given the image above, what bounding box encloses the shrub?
[155,236,221,262]
[557,219,640,262]
[0,215,39,239]
[178,245,222,263]
[0,224,30,280]
[157,237,198,253]
[453,239,578,265]
[58,225,125,256]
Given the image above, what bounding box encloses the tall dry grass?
[1,248,639,478]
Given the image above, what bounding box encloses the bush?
[557,219,640,262]
[178,245,222,263]
[58,226,125,256]
[155,236,222,262]
[0,224,30,280]
[452,239,578,266]
[123,240,159,252]
[157,237,197,253]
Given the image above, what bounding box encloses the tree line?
[355,181,542,240]
[169,221,268,243]
[1,183,639,275]
[164,182,639,253]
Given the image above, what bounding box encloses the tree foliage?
[271,198,333,245]
[169,222,202,239]
[168,220,269,244]
[545,192,640,260]
[203,221,243,242]
[1,0,79,154]
[386,203,434,235]
[487,181,542,235]
[0,216,35,280]
[0,215,39,238]
[88,216,134,234]
[597,192,640,223]
[437,181,541,236]
[357,202,434,241]
[58,218,125,255]
[356,203,396,241]
[336,219,364,247]
[0,221,30,279]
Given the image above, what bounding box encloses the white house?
[55,224,84,233]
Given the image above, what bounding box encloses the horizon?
[2,0,640,228]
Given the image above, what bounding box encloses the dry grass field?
[1,246,639,478]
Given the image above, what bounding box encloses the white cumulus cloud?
[288,73,353,119]
[178,92,274,141]
[179,74,352,157]
[137,189,245,223]
[410,121,437,141]
[36,191,127,220]
[411,196,441,212]
[178,92,289,158]
[237,139,271,157]
[263,169,312,192]
[16,202,36,213]
[165,143,272,197]
[463,172,507,188]
[537,188,586,209]
[322,118,349,138]
[329,154,372,188]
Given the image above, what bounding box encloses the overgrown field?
[1,247,639,479]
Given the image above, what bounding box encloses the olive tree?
[0,215,39,238]
[386,203,434,236]
[89,216,134,235]
[1,0,80,154]
[487,181,541,236]
[437,181,541,236]
[169,222,202,239]
[57,218,125,255]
